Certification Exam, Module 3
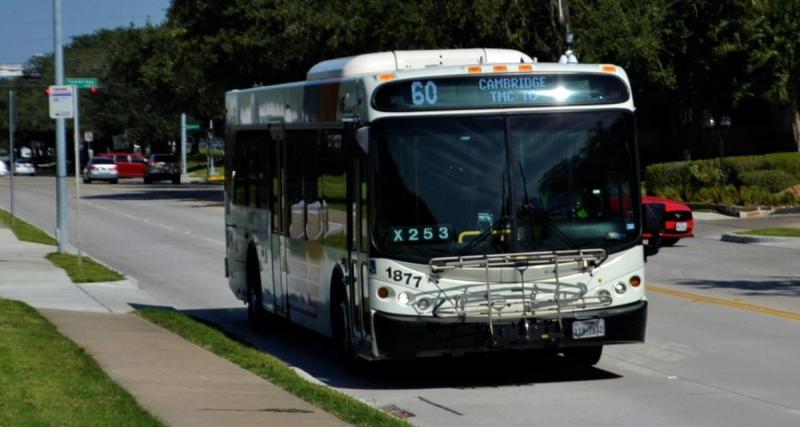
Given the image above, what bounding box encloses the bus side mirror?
[355,126,369,154]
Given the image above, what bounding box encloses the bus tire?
[330,274,359,369]
[246,247,267,332]
[562,345,603,366]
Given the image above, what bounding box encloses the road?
[2,175,799,426]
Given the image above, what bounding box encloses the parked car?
[642,196,695,246]
[0,160,7,176]
[82,157,118,184]
[96,152,146,179]
[13,158,36,176]
[144,154,180,184]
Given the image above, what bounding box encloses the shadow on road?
[142,305,622,391]
[82,186,223,204]
[676,277,800,297]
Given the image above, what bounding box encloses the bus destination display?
[373,74,629,111]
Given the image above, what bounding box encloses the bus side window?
[232,132,249,206]
[305,131,323,241]
[254,131,270,209]
[286,130,311,240]
[270,133,284,234]
[319,131,346,248]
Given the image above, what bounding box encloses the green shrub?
[645,151,800,206]
[738,170,795,193]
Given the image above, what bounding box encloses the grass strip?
[0,208,57,245]
[138,308,410,427]
[738,227,800,237]
[46,253,125,283]
[0,299,164,426]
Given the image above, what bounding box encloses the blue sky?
[0,0,171,64]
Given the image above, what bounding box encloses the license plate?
[676,222,687,232]
[573,318,605,339]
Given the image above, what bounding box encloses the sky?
[0,0,171,64]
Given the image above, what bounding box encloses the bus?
[224,48,646,365]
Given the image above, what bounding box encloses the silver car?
[13,158,36,176]
[83,157,118,184]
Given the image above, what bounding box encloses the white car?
[0,160,7,176]
[13,158,36,176]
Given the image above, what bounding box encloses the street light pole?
[8,91,15,225]
[53,0,69,253]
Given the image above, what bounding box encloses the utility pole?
[8,91,15,225]
[53,0,69,253]
[181,113,187,176]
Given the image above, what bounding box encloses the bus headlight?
[397,292,413,305]
[614,282,627,295]
[597,289,612,303]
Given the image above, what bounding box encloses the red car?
[642,196,695,246]
[97,152,147,179]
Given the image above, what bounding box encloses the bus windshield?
[372,111,640,263]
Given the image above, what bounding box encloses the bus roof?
[306,49,534,80]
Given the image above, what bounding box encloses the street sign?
[48,85,74,118]
[84,131,94,142]
[64,77,98,89]
[185,123,200,130]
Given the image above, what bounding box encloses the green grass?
[138,309,410,427]
[46,253,125,283]
[0,208,57,245]
[0,298,164,426]
[738,227,800,237]
[187,151,224,179]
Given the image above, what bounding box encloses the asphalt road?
[2,175,799,426]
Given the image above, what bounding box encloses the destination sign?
[372,74,629,111]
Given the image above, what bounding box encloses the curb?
[721,233,794,244]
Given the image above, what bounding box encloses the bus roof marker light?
[493,65,508,72]
[467,66,482,73]
[518,64,533,72]
[601,64,617,73]
[377,73,396,81]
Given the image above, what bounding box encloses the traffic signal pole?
[54,0,69,253]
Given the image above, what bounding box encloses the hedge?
[645,152,800,206]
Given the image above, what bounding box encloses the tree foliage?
[2,0,799,156]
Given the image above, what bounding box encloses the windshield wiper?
[456,214,511,255]
[516,161,578,249]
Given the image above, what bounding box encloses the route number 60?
[411,81,438,106]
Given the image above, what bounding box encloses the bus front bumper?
[372,300,647,358]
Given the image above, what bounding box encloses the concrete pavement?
[693,211,800,250]
[0,226,348,427]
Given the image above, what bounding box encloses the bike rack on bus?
[427,249,608,343]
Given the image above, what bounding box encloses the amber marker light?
[601,64,617,73]
[518,64,533,72]
[629,276,642,287]
[467,66,483,73]
[378,73,396,81]
[493,65,508,72]
[377,287,390,299]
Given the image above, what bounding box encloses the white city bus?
[225,49,646,365]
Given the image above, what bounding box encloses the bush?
[645,151,800,206]
[738,170,795,193]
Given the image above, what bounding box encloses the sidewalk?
[0,226,347,427]
[693,212,800,250]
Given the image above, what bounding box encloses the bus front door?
[348,151,369,344]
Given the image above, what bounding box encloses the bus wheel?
[246,251,266,332]
[331,280,360,370]
[562,346,603,366]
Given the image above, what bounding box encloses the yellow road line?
[648,285,800,322]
